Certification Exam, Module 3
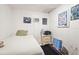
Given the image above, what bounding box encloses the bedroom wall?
[0,5,14,39]
[12,9,50,43]
[49,4,79,54]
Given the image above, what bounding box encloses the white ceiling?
[9,4,61,13]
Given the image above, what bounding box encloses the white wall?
[12,9,50,43]
[0,5,14,39]
[49,4,79,54]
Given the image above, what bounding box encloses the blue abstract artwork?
[71,4,79,20]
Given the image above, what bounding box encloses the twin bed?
[0,35,44,55]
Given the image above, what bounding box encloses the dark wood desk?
[41,44,62,55]
[41,44,68,55]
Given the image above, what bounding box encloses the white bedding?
[0,35,43,55]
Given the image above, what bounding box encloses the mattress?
[0,35,44,55]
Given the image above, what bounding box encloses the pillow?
[16,30,28,36]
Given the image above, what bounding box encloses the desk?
[41,44,62,55]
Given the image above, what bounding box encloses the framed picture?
[71,4,79,20]
[42,18,47,25]
[58,11,68,28]
[23,17,31,23]
[33,18,39,23]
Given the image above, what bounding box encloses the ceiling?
[9,4,61,13]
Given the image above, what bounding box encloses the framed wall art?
[71,4,79,20]
[58,11,69,28]
[23,17,31,23]
[42,18,47,25]
[33,18,39,23]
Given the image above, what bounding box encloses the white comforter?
[0,35,43,55]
